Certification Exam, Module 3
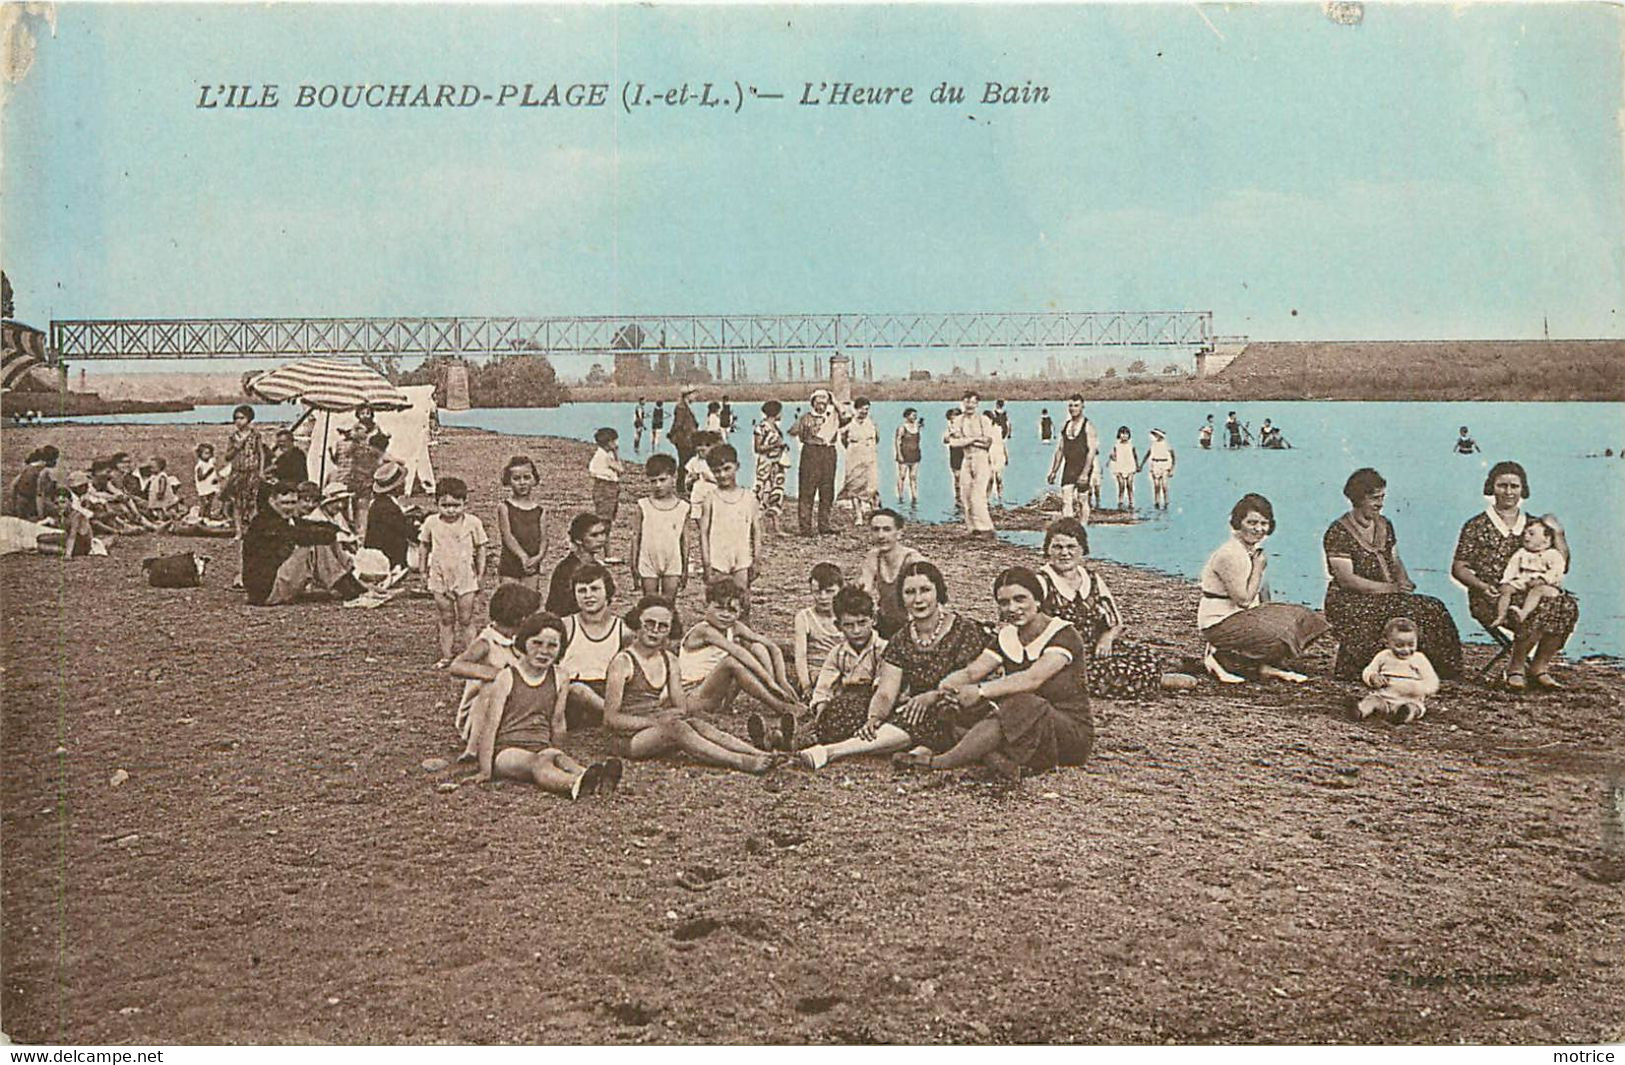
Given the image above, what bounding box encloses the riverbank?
[2,425,1621,1044]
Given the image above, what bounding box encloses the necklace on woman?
[911,610,949,646]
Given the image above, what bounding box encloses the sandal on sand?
[1533,672,1563,689]
[572,763,604,800]
[597,758,624,795]
[777,713,798,751]
[1506,672,1527,691]
[1203,650,1246,685]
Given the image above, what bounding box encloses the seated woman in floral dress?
[895,566,1093,779]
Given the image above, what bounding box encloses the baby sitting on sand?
[1355,616,1439,725]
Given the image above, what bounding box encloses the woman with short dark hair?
[1450,460,1577,689]
[894,566,1093,778]
[1322,469,1462,682]
[1198,493,1330,683]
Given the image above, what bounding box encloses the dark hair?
[268,481,300,499]
[1228,493,1277,534]
[1116,425,1131,437]
[707,401,720,413]
[437,477,469,501]
[275,427,295,439]
[594,427,618,447]
[571,562,616,602]
[962,390,979,401]
[626,595,680,634]
[1342,467,1386,505]
[90,458,114,475]
[695,431,722,448]
[854,396,871,409]
[945,408,960,419]
[110,451,130,466]
[902,407,917,418]
[870,507,904,531]
[993,565,1045,601]
[810,562,845,589]
[501,454,540,485]
[707,443,739,468]
[897,560,948,605]
[296,481,322,503]
[368,431,391,451]
[195,443,214,458]
[645,454,677,478]
[568,511,605,543]
[1523,517,1553,542]
[1068,393,1084,403]
[1459,426,1470,434]
[761,399,783,417]
[232,404,255,421]
[516,612,568,654]
[1042,517,1090,554]
[26,445,58,464]
[704,579,744,608]
[489,583,542,628]
[833,586,876,620]
[1482,461,1530,499]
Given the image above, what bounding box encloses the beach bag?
[142,551,206,588]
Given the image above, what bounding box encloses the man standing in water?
[670,385,700,494]
[1046,393,1099,523]
[1040,409,1054,442]
[1199,414,1215,450]
[788,389,849,536]
[948,390,996,535]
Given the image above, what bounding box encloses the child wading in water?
[793,562,845,697]
[1356,617,1440,724]
[628,453,691,599]
[679,579,801,717]
[1141,428,1176,509]
[1108,426,1139,509]
[467,613,622,798]
[603,597,780,774]
[699,444,763,615]
[451,582,542,760]
[496,454,547,592]
[1492,519,1567,629]
[418,477,489,668]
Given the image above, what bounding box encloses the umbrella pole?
[289,406,315,434]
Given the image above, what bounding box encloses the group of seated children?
[444,543,897,798]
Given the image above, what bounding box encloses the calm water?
[64,399,1625,658]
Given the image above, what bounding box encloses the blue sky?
[4,3,1621,348]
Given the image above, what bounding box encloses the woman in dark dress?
[1322,468,1462,682]
[896,566,1093,777]
[1450,460,1577,689]
[1035,517,1166,699]
[798,560,987,770]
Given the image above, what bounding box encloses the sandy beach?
[2,423,1622,1044]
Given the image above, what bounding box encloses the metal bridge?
[48,311,1213,361]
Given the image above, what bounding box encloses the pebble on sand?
[421,757,450,772]
[109,769,129,787]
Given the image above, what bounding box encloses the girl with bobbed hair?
[894,566,1093,776]
[1198,493,1330,683]
[1322,469,1462,683]
[1450,460,1577,689]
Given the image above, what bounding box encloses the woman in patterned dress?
[896,566,1093,777]
[798,560,988,770]
[1034,517,1168,699]
[752,400,787,535]
[1450,460,1577,689]
[1322,468,1462,682]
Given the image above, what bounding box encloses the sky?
[3,2,1622,359]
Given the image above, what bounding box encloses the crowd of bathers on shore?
[2,392,1582,801]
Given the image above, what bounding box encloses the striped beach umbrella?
[2,320,50,391]
[247,358,409,411]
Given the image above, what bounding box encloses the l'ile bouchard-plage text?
[194,79,1053,114]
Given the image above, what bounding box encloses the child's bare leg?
[1492,585,1515,627]
[640,577,659,597]
[688,718,770,756]
[670,719,772,773]
[494,748,579,796]
[719,658,799,714]
[553,751,588,774]
[432,593,458,662]
[658,576,680,598]
[818,722,915,764]
[455,592,479,651]
[1354,692,1386,720]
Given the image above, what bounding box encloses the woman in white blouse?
[1198,493,1330,684]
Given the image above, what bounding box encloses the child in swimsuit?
[466,613,621,798]
[678,580,800,716]
[628,453,691,599]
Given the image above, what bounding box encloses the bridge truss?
[48,311,1213,361]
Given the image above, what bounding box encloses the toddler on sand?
[1356,617,1439,724]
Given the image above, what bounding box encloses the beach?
[3,423,1623,1044]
